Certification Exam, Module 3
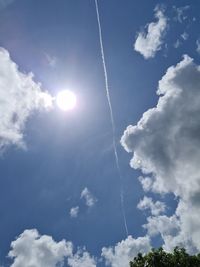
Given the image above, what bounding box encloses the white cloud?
[196,40,200,54]
[8,229,73,267]
[138,176,153,192]
[173,33,188,49]
[174,39,181,49]
[144,215,180,237]
[134,6,167,59]
[0,48,53,151]
[8,229,96,267]
[70,206,79,218]
[143,211,196,253]
[121,55,200,252]
[181,32,189,41]
[137,196,166,216]
[102,236,151,267]
[173,5,190,23]
[68,250,96,267]
[81,187,97,208]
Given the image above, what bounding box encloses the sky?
[0,0,200,266]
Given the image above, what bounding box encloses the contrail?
[94,0,129,237]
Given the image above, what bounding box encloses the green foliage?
[130,247,200,267]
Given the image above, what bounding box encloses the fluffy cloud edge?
[121,55,200,252]
[0,47,53,151]
[8,229,96,267]
[134,6,167,59]
[102,236,151,267]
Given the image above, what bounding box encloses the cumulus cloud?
[68,250,96,267]
[144,211,195,253]
[70,206,79,218]
[8,229,73,267]
[137,196,166,216]
[144,215,180,238]
[134,6,167,59]
[0,48,53,151]
[81,187,97,208]
[8,229,96,267]
[138,176,154,193]
[121,55,200,252]
[102,236,151,267]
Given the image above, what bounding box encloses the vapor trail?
[94,0,129,237]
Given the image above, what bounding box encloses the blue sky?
[0,0,200,266]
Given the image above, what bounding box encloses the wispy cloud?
[134,6,167,59]
[196,39,200,54]
[45,53,57,68]
[173,5,190,23]
[181,31,189,41]
[174,39,181,49]
[70,206,79,218]
[173,32,189,49]
[81,187,97,208]
[0,48,53,151]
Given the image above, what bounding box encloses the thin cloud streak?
[94,0,129,237]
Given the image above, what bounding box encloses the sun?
[56,90,77,111]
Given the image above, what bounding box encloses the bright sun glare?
[56,90,77,111]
